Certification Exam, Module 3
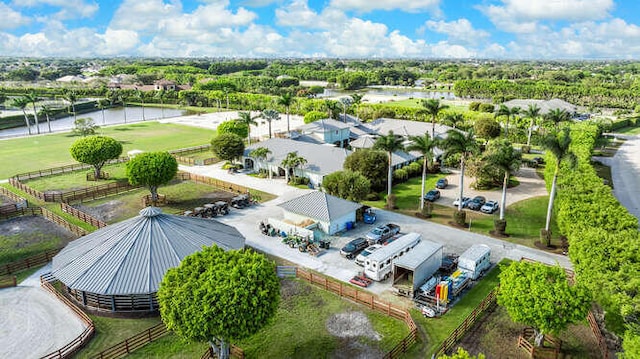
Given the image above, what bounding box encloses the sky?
[2,0,640,59]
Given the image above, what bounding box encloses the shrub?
[521,145,531,154]
[393,168,408,182]
[407,161,423,176]
[453,210,466,226]
[468,102,481,111]
[478,103,495,113]
[365,192,380,201]
[386,193,397,210]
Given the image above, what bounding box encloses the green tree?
[24,91,41,135]
[38,104,54,133]
[544,108,571,131]
[523,104,541,146]
[217,120,249,139]
[260,109,280,139]
[440,129,480,214]
[72,117,99,136]
[236,111,259,144]
[473,117,501,142]
[211,133,245,163]
[134,89,146,121]
[323,99,341,120]
[343,149,388,192]
[441,112,465,130]
[303,110,325,124]
[249,147,271,176]
[498,261,591,347]
[373,131,405,208]
[495,104,521,138]
[61,90,79,122]
[70,135,123,179]
[158,246,279,359]
[350,93,364,121]
[280,151,307,183]
[420,99,449,138]
[96,98,111,125]
[322,170,371,202]
[484,139,522,229]
[11,97,32,135]
[541,128,576,245]
[126,151,178,204]
[277,93,294,133]
[406,133,438,210]
[339,97,353,122]
[438,347,485,359]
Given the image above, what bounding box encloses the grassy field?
[0,121,214,179]
[362,175,446,210]
[381,98,470,113]
[23,162,129,191]
[615,125,640,135]
[133,279,409,359]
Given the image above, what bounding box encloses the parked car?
[452,196,471,208]
[423,189,441,202]
[533,157,545,165]
[480,200,499,214]
[355,244,383,266]
[435,178,448,189]
[467,196,486,210]
[340,237,370,259]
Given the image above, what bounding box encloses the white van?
[363,233,421,281]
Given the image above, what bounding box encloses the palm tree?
[38,104,55,133]
[260,109,280,139]
[277,93,294,133]
[11,97,32,135]
[323,99,340,120]
[350,93,363,121]
[484,139,522,230]
[154,90,166,118]
[117,91,129,123]
[541,128,576,246]
[134,89,146,121]
[236,111,259,144]
[495,104,521,138]
[421,99,449,139]
[523,104,541,146]
[280,151,307,183]
[544,108,571,131]
[249,147,271,176]
[406,133,438,210]
[441,112,465,130]
[373,131,405,207]
[61,90,78,122]
[222,86,231,109]
[24,91,41,134]
[97,99,111,125]
[440,129,480,213]
[339,97,353,122]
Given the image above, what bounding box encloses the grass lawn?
[405,259,507,358]
[74,316,163,359]
[0,121,214,179]
[615,125,640,135]
[380,98,470,113]
[125,333,208,359]
[136,279,409,359]
[24,162,129,192]
[362,176,446,211]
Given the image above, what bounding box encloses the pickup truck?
[365,223,400,245]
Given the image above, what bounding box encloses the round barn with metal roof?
[51,207,245,316]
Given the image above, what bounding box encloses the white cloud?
[0,3,31,29]
[13,0,99,19]
[429,42,476,58]
[110,0,182,33]
[423,19,490,45]
[329,0,440,13]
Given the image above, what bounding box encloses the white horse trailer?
[363,233,421,281]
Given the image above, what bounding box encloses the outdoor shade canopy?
[52,206,245,296]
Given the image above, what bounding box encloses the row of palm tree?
[496,103,573,144]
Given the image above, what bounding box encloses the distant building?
[501,98,578,115]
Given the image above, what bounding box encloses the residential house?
[291,118,351,147]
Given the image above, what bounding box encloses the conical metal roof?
[52,207,245,295]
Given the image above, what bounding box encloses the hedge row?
[545,122,640,356]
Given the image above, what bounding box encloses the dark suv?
[340,237,369,259]
[467,196,486,210]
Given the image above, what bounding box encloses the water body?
[0,107,186,138]
[319,87,457,100]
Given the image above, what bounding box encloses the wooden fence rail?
[60,203,107,228]
[587,311,610,359]
[40,278,95,359]
[41,207,89,237]
[0,275,17,289]
[92,323,168,359]
[0,247,63,276]
[0,186,27,204]
[13,157,130,182]
[181,172,251,196]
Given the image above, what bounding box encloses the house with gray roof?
[291,118,352,147]
[278,191,362,235]
[501,98,578,115]
[51,206,245,315]
[361,118,451,140]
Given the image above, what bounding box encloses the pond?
[0,106,186,138]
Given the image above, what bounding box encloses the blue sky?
[2,0,640,59]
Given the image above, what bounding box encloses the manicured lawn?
[24,163,128,191]
[0,121,214,179]
[135,279,409,359]
[406,259,506,358]
[381,98,470,113]
[616,125,640,135]
[362,176,446,210]
[125,333,208,359]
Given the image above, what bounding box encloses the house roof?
[394,240,443,270]
[350,135,377,149]
[51,207,245,296]
[298,118,351,133]
[362,118,451,140]
[245,138,351,176]
[501,98,577,115]
[278,191,362,222]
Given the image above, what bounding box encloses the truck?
[392,240,443,298]
[457,244,491,280]
[363,232,421,281]
[365,223,400,245]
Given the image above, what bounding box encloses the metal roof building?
[51,207,245,315]
[278,191,362,235]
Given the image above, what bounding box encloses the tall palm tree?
[373,131,405,207]
[440,129,480,212]
[406,133,438,210]
[260,109,280,139]
[97,98,111,125]
[11,97,32,135]
[117,91,129,123]
[495,104,521,138]
[154,89,166,118]
[277,93,294,133]
[38,104,55,133]
[484,139,522,225]
[441,112,465,130]
[222,86,231,109]
[134,89,146,121]
[281,151,307,183]
[323,99,340,120]
[523,104,541,146]
[61,90,78,122]
[541,128,576,246]
[339,97,353,122]
[350,93,363,121]
[544,108,571,131]
[249,147,271,175]
[24,91,41,134]
[236,111,259,144]
[421,99,449,139]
